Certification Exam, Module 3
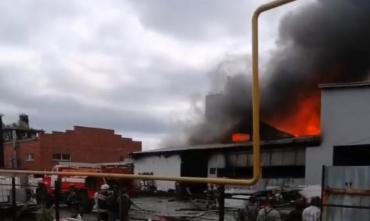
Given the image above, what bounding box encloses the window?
[334,145,370,166]
[62,154,71,161]
[209,168,216,175]
[52,154,61,160]
[26,153,34,161]
[52,153,71,161]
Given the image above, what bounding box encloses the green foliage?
[36,208,54,221]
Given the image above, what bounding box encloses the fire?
[268,95,320,137]
[232,133,250,142]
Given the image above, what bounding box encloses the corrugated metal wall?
[323,166,370,221]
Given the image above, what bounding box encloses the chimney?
[18,114,29,129]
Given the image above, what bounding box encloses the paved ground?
[3,196,239,221]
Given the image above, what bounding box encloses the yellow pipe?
[251,0,296,183]
[0,0,295,186]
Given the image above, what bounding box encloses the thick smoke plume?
[164,0,370,146]
[263,0,370,120]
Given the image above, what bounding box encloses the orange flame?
[268,95,320,137]
[232,133,250,142]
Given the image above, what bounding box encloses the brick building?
[4,126,141,170]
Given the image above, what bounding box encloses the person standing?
[245,197,258,221]
[286,199,306,221]
[66,185,80,218]
[106,185,119,221]
[205,184,216,210]
[302,197,321,221]
[118,187,133,221]
[256,199,281,221]
[97,184,110,221]
[35,182,49,208]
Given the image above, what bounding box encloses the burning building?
[306,82,370,184]
[133,80,370,190]
[132,136,319,192]
[182,0,370,146]
[133,0,370,190]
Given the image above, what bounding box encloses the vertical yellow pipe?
[251,0,296,182]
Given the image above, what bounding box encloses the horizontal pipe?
[323,204,370,210]
[325,188,370,196]
[0,169,258,185]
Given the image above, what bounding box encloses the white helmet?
[101,184,110,190]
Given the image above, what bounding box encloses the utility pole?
[12,129,18,169]
[11,128,18,221]
[0,114,4,167]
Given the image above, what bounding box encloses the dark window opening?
[180,152,208,194]
[62,154,71,161]
[334,145,370,166]
[52,154,61,160]
[209,168,216,175]
[53,153,71,161]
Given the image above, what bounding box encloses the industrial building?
[306,82,370,184]
[132,137,319,191]
[3,125,142,170]
[133,81,370,191]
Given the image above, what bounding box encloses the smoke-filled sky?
[0,0,310,149]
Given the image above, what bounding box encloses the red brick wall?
[4,139,41,170]
[39,126,141,170]
[3,126,142,170]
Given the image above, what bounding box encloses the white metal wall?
[306,86,370,184]
[134,154,181,191]
[207,148,306,188]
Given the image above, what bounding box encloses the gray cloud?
[128,0,252,41]
[0,0,306,149]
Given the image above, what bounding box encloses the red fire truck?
[41,162,137,211]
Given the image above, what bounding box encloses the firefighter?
[117,187,133,221]
[96,184,110,221]
[243,197,258,221]
[286,198,306,221]
[256,199,281,221]
[205,184,216,210]
[66,185,82,218]
[35,182,49,208]
[106,185,120,221]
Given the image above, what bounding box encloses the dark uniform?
[35,182,49,208]
[118,191,132,221]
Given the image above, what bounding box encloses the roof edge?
[132,136,321,158]
[319,81,370,89]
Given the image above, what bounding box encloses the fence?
[322,166,370,221]
[0,172,228,221]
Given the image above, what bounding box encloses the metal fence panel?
[323,166,370,221]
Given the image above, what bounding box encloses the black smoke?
[263,0,370,118]
[165,0,370,146]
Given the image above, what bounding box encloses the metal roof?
[319,81,370,89]
[131,136,320,158]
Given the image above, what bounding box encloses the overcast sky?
[0,0,310,150]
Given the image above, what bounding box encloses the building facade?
[306,82,370,184]
[4,126,141,170]
[132,137,319,192]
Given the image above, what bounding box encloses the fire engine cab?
[41,162,136,212]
